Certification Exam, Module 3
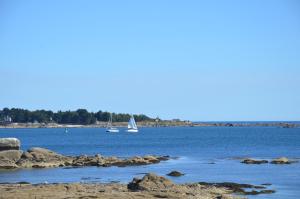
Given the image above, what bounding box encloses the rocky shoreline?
[0,138,280,198]
[0,138,169,169]
[0,121,299,128]
[240,157,298,165]
[0,173,277,199]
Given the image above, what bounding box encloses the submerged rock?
[167,170,184,177]
[128,173,174,191]
[241,158,268,164]
[0,138,20,151]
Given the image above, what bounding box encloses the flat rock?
[0,138,20,151]
[198,182,275,195]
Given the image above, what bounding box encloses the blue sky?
[0,0,299,121]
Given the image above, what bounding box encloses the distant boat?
[65,128,68,133]
[106,113,119,133]
[127,115,138,133]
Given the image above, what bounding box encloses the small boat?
[127,114,138,133]
[106,113,119,133]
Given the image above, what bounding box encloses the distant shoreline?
[0,121,299,128]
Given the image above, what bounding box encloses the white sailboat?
[106,113,119,133]
[127,115,138,132]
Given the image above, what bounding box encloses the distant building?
[4,116,12,123]
[0,115,12,125]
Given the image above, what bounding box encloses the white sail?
[107,113,112,128]
[128,115,138,130]
[131,117,137,129]
[106,113,119,133]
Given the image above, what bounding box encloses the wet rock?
[143,155,160,163]
[128,173,174,191]
[242,189,276,195]
[167,171,184,177]
[271,157,297,164]
[157,155,170,161]
[198,182,275,195]
[261,183,272,186]
[259,190,276,194]
[0,138,20,151]
[241,158,268,164]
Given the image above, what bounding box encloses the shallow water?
[0,127,299,198]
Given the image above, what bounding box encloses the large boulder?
[128,173,174,191]
[0,158,18,169]
[0,150,22,162]
[17,147,72,168]
[0,150,22,169]
[0,138,20,151]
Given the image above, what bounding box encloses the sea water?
[0,127,299,199]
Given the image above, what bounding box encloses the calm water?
[0,127,300,199]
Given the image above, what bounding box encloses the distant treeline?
[0,108,153,124]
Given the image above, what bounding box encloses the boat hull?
[127,129,138,133]
[106,129,119,133]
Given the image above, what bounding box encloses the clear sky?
[0,0,299,121]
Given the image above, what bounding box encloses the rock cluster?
[241,157,298,165]
[0,138,169,169]
[198,182,275,195]
[0,174,243,199]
